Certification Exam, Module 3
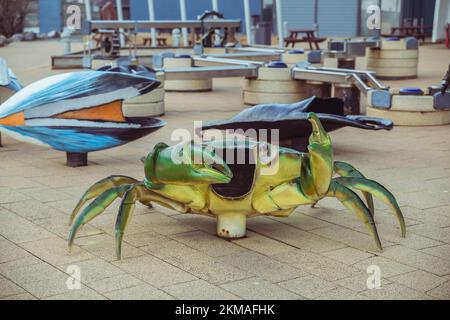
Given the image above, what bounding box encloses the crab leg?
[334,161,374,216]
[115,185,141,260]
[333,177,406,237]
[327,180,382,251]
[70,175,138,225]
[68,184,132,248]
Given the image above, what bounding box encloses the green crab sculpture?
[68,113,405,259]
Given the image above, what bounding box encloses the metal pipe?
[243,0,252,45]
[115,0,125,47]
[147,0,157,47]
[164,65,258,80]
[275,0,284,47]
[193,56,265,67]
[179,0,189,47]
[85,0,92,21]
[212,0,219,12]
[88,20,241,29]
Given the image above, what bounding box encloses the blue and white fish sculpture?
[0,70,165,153]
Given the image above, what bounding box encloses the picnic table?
[284,29,326,50]
[383,25,432,43]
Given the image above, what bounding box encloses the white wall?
[432,0,450,42]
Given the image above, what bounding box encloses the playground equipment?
[243,61,306,105]
[201,96,393,152]
[99,64,166,117]
[365,37,419,79]
[68,111,405,259]
[0,71,165,167]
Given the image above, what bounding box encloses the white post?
[276,0,284,47]
[116,0,125,47]
[243,0,252,45]
[147,0,157,47]
[212,0,219,12]
[85,0,92,21]
[179,0,189,46]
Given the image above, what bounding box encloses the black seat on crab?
[212,145,256,199]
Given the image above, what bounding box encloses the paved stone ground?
[0,41,449,300]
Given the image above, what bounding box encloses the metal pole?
[212,0,219,12]
[85,0,92,21]
[243,0,252,45]
[275,0,284,47]
[179,0,189,46]
[147,0,157,47]
[115,0,125,47]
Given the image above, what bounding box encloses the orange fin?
[55,101,126,122]
[0,112,25,126]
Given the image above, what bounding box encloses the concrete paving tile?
[0,209,54,244]
[261,225,347,253]
[123,231,167,248]
[231,231,294,256]
[273,250,360,281]
[221,277,301,300]
[104,284,174,300]
[0,238,33,264]
[44,286,107,300]
[140,239,200,260]
[279,275,338,299]
[421,244,450,261]
[0,293,37,300]
[353,256,416,278]
[314,286,369,300]
[269,212,333,231]
[217,251,305,283]
[403,206,450,228]
[0,176,43,189]
[0,277,26,298]
[19,186,72,203]
[389,270,447,292]
[20,276,71,298]
[360,283,429,300]
[335,273,392,292]
[75,233,146,262]
[322,247,374,265]
[373,223,445,250]
[20,237,94,265]
[163,279,240,300]
[164,252,251,285]
[409,224,450,243]
[0,262,66,286]
[171,231,245,257]
[246,216,293,234]
[310,225,393,252]
[88,274,144,294]
[132,212,197,236]
[379,245,450,276]
[427,281,450,299]
[0,187,30,204]
[113,255,197,287]
[1,200,66,222]
[172,214,217,235]
[58,258,124,284]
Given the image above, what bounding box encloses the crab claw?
[144,142,233,186]
[307,112,331,146]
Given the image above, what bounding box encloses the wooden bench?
[382,26,431,43]
[284,29,326,50]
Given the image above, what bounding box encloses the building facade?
[29,0,439,37]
